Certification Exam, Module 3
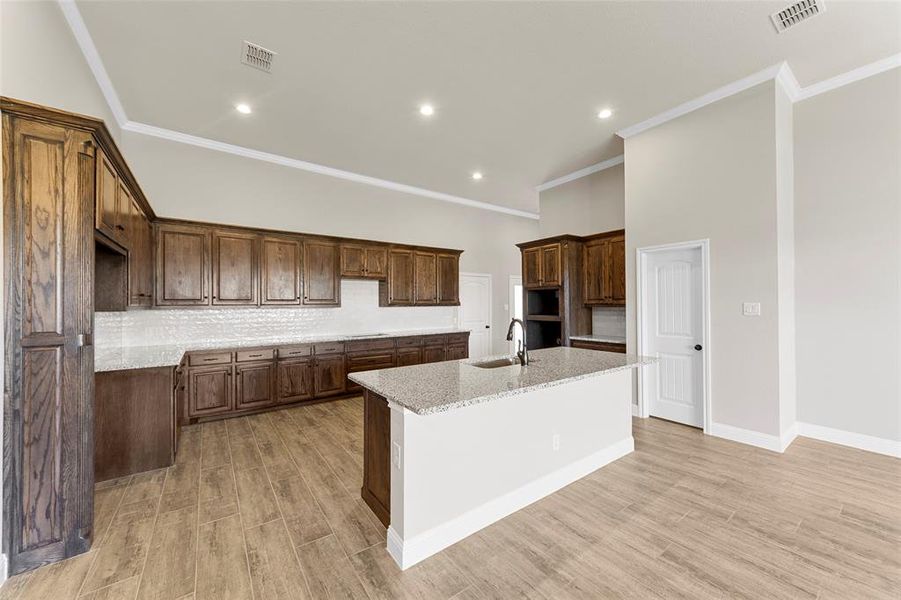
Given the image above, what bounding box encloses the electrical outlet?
[392,442,402,468]
[552,434,560,451]
[742,302,761,316]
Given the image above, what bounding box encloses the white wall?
[794,69,901,443]
[625,82,792,438]
[121,132,537,353]
[538,164,624,237]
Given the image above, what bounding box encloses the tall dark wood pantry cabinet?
[2,107,96,573]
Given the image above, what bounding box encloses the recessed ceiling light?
[235,103,252,115]
[597,108,613,120]
[471,172,483,181]
[419,104,435,116]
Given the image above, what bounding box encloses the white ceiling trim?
[57,0,538,221]
[123,121,539,219]
[536,155,624,193]
[794,52,901,101]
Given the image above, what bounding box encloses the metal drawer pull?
[248,354,262,358]
[202,358,219,362]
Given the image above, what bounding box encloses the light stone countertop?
[569,334,627,345]
[348,346,655,415]
[94,327,470,372]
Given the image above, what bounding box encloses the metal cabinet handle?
[77,333,93,347]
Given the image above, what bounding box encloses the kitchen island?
[349,346,653,569]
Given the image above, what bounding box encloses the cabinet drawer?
[236,348,275,363]
[446,332,469,345]
[314,342,345,355]
[188,352,232,366]
[422,335,446,347]
[346,352,395,370]
[346,338,395,353]
[278,345,312,359]
[570,340,626,354]
[394,336,422,348]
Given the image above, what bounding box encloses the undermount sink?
[471,356,528,369]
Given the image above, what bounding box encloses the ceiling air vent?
[771,0,825,33]
[241,40,276,73]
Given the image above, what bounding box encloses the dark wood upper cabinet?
[609,235,626,305]
[540,244,562,287]
[313,355,346,397]
[235,362,275,410]
[384,248,414,305]
[303,240,340,306]
[523,247,542,288]
[261,236,302,305]
[413,251,438,305]
[3,115,95,573]
[437,253,460,305]
[127,198,153,307]
[95,148,122,241]
[582,232,625,307]
[340,243,389,279]
[156,224,210,306]
[211,231,258,306]
[523,243,562,289]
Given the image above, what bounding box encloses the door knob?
[694,344,703,351]
[485,325,490,329]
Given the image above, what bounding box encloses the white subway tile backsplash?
[96,279,458,348]
[591,306,626,338]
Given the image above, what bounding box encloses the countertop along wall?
[794,68,901,444]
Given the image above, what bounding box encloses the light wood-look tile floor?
[2,397,899,599]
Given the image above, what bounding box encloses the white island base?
[385,369,633,570]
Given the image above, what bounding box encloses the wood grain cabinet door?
[303,240,340,305]
[364,245,388,278]
[261,237,302,305]
[422,346,446,363]
[188,366,233,417]
[396,348,422,366]
[522,247,542,288]
[114,180,133,243]
[340,244,366,277]
[128,199,153,307]
[235,362,275,410]
[277,359,314,403]
[446,344,469,361]
[608,235,625,305]
[437,253,459,305]
[212,231,258,306]
[4,117,95,573]
[386,249,414,305]
[313,355,346,397]
[156,224,210,306]
[413,251,438,305]
[95,148,120,240]
[540,243,561,287]
[582,239,608,305]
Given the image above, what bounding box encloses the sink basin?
[471,356,526,369]
[345,333,388,339]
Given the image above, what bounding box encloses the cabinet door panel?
[188,366,232,416]
[261,237,301,305]
[96,149,119,239]
[303,240,340,305]
[583,240,607,305]
[364,246,388,278]
[277,359,314,403]
[437,253,459,305]
[115,180,132,241]
[446,344,468,361]
[128,199,153,307]
[395,348,422,366]
[235,363,274,410]
[540,244,561,287]
[523,247,542,288]
[212,231,258,305]
[314,355,346,397]
[156,225,210,305]
[386,249,414,305]
[609,236,625,305]
[422,346,446,363]
[413,251,438,305]
[340,244,366,277]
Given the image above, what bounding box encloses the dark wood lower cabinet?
[361,389,391,527]
[570,339,627,354]
[313,355,347,397]
[396,348,422,366]
[447,343,469,360]
[422,346,446,363]
[95,367,176,482]
[188,365,234,417]
[277,358,314,403]
[235,362,275,410]
[346,351,396,393]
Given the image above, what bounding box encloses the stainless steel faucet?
[505,318,529,366]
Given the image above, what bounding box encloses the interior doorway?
[459,273,493,359]
[637,240,710,430]
[508,275,523,353]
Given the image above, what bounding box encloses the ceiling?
[76,1,900,213]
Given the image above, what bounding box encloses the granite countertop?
[94,327,470,372]
[349,346,654,415]
[569,334,627,345]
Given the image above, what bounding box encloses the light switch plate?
[742,302,761,316]
[392,442,402,469]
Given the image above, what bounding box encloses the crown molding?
[56,0,538,221]
[795,52,901,101]
[123,121,540,219]
[536,155,624,193]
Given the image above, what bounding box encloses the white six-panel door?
[644,247,704,428]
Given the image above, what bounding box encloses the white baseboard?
[0,553,7,586]
[797,422,901,458]
[387,436,635,570]
[708,421,795,453]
